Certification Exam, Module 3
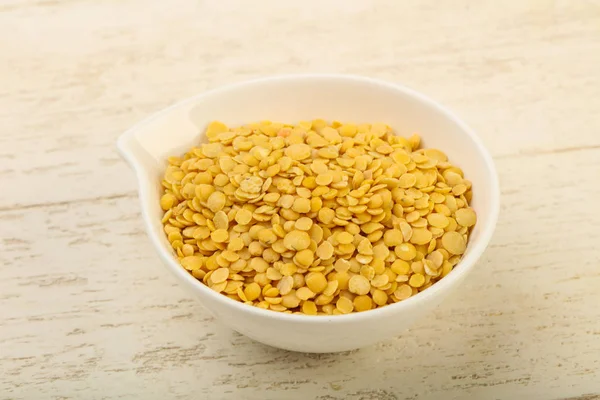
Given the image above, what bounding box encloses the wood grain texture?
[1,0,599,399]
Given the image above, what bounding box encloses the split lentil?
[160,120,477,315]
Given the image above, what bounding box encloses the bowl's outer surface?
[118,75,499,353]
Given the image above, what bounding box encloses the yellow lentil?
[395,243,417,261]
[302,301,318,315]
[410,228,433,245]
[210,229,229,243]
[295,249,314,267]
[292,197,311,213]
[211,267,230,284]
[336,296,354,314]
[372,289,388,306]
[235,209,253,225]
[348,275,371,295]
[409,273,425,288]
[306,272,328,293]
[161,120,476,315]
[353,295,373,312]
[160,193,177,211]
[258,229,277,245]
[295,217,313,231]
[394,284,413,300]
[455,207,477,227]
[296,286,315,301]
[441,231,467,255]
[427,213,449,228]
[337,232,354,245]
[283,230,311,251]
[316,241,334,260]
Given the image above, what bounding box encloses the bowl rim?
[117,73,500,324]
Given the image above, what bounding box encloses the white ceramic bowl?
[117,75,500,353]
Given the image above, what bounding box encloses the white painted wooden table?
[2,1,600,399]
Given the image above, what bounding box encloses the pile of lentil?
[160,120,477,315]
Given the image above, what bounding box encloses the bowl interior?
[119,75,498,310]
